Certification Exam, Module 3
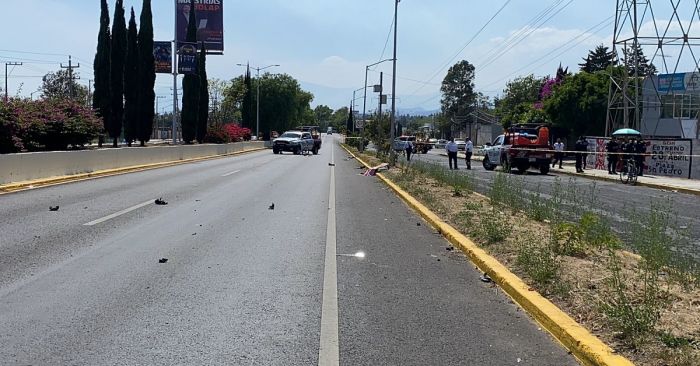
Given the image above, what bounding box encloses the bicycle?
[619,158,638,185]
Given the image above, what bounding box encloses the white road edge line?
[83,200,154,226]
[319,140,339,366]
[221,170,241,177]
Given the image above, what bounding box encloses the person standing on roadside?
[635,138,646,176]
[446,138,458,170]
[405,140,413,162]
[464,137,474,170]
[552,138,564,169]
[574,136,588,173]
[606,137,619,174]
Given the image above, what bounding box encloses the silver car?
[272,131,314,155]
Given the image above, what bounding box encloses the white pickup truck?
[481,125,553,175]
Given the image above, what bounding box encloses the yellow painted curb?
[0,148,266,194]
[342,145,633,366]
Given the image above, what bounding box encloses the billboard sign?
[153,41,172,74]
[177,42,198,74]
[658,72,700,93]
[176,0,224,53]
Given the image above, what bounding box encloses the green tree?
[314,105,333,129]
[579,44,614,73]
[123,8,139,146]
[41,69,88,101]
[330,106,349,132]
[208,78,232,124]
[440,60,476,118]
[93,0,111,143]
[109,0,127,147]
[543,71,609,138]
[242,65,253,129]
[220,76,246,124]
[255,73,313,137]
[137,0,155,146]
[196,45,209,143]
[180,0,199,144]
[622,43,657,77]
[346,106,355,133]
[494,74,546,127]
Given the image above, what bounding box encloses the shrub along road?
[0,136,575,365]
[413,150,700,260]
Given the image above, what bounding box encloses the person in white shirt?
[445,138,458,169]
[464,137,474,170]
[552,138,564,169]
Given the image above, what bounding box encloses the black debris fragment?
[446,246,454,251]
[49,206,59,211]
[328,163,335,166]
[268,203,275,210]
[155,198,168,205]
[480,273,493,283]
[158,258,168,263]
[417,222,421,226]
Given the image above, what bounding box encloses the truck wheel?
[273,148,279,154]
[516,163,528,174]
[293,146,301,155]
[312,146,319,155]
[539,164,550,175]
[482,156,496,171]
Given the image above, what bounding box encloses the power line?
[407,0,513,96]
[376,14,395,64]
[0,49,69,57]
[478,0,575,72]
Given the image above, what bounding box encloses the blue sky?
[1,0,697,113]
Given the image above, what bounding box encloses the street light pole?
[363,58,393,132]
[237,63,279,140]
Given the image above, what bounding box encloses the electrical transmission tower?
[606,0,700,136]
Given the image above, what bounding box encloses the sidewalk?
[551,163,700,196]
[431,151,700,196]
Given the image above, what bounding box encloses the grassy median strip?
[343,145,700,366]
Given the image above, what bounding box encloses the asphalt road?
[411,150,700,260]
[0,136,576,365]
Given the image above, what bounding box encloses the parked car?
[272,131,314,155]
[327,127,333,135]
[433,139,448,149]
[454,138,466,151]
[428,138,438,146]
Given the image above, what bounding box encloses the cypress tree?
[180,0,199,144]
[93,0,111,145]
[579,44,614,73]
[196,45,209,143]
[137,0,155,146]
[109,0,127,147]
[124,8,139,147]
[242,65,253,129]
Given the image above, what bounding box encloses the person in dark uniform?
[623,138,637,173]
[574,136,588,173]
[606,137,619,174]
[635,139,646,176]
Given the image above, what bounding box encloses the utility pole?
[4,62,23,102]
[390,0,400,159]
[60,55,80,99]
[378,72,384,118]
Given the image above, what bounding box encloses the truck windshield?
[280,133,301,138]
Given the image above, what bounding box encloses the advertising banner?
[153,41,172,74]
[177,42,198,74]
[658,72,700,93]
[176,0,224,53]
[647,139,693,179]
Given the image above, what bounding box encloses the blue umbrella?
[612,128,641,136]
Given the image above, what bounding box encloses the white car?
[433,139,448,149]
[454,139,467,151]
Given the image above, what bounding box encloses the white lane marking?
[221,169,241,177]
[83,200,154,226]
[319,141,339,366]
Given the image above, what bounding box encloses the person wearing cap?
[574,136,588,173]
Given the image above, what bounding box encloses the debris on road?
[155,198,168,205]
[268,203,275,210]
[328,163,336,166]
[480,273,493,283]
[362,163,389,177]
[417,222,421,226]
[446,246,454,251]
[158,258,168,263]
[49,206,59,211]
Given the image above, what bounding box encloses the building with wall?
[642,72,700,139]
